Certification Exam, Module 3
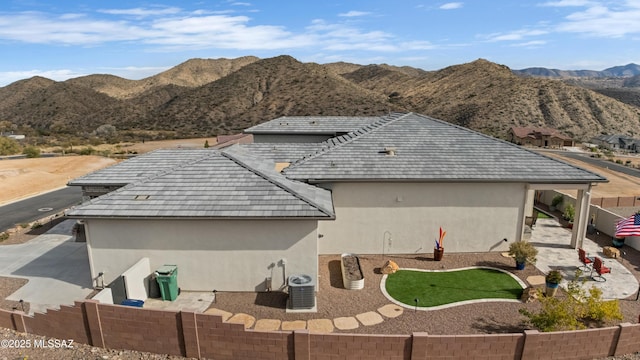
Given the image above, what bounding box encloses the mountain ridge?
[1,56,639,142]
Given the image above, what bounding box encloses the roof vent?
[310,120,317,125]
[383,147,397,156]
[134,195,150,200]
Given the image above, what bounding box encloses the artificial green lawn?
[384,268,523,308]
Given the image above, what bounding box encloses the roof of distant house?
[510,127,572,140]
[243,116,380,135]
[283,113,606,184]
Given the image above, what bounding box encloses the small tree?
[204,140,210,148]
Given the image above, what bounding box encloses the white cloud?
[338,11,371,17]
[555,2,640,37]
[511,40,547,47]
[98,7,182,17]
[484,29,548,42]
[439,2,463,10]
[538,0,593,7]
[0,69,88,86]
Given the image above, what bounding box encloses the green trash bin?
[155,265,179,301]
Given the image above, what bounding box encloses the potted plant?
[508,241,538,270]
[545,270,563,297]
[550,194,563,212]
[434,227,446,261]
[563,203,575,228]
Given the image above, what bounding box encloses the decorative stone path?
[204,303,404,333]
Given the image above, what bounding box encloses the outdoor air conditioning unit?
[288,274,315,309]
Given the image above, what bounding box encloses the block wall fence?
[1,300,639,360]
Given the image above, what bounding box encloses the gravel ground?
[1,231,640,358]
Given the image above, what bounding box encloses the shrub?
[551,194,563,208]
[545,270,563,285]
[0,137,20,155]
[508,241,538,264]
[22,145,41,158]
[0,232,8,242]
[520,270,622,331]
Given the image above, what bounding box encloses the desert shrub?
[31,222,42,229]
[22,145,41,158]
[78,147,95,155]
[519,270,622,331]
[0,232,8,242]
[0,136,20,155]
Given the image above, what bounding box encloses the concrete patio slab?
[377,304,403,318]
[254,319,281,331]
[333,317,359,330]
[356,311,384,326]
[307,319,334,333]
[203,307,233,321]
[281,320,306,331]
[532,218,639,299]
[143,292,214,313]
[0,219,93,315]
[227,313,255,329]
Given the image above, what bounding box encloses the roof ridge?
[284,112,411,171]
[221,146,334,218]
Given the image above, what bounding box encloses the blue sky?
[0,0,639,86]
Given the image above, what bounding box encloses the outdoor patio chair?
[578,248,593,272]
[592,257,611,282]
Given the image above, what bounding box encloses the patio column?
[571,186,592,249]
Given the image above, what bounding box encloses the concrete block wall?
[307,332,411,360]
[1,301,640,360]
[97,304,183,356]
[23,302,91,344]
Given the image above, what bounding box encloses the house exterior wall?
[317,182,525,254]
[252,134,335,143]
[84,219,319,292]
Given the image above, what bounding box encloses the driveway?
[0,219,93,314]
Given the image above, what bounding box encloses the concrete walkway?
[531,217,639,300]
[0,220,93,314]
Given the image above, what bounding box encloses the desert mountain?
[1,56,639,141]
[514,63,640,79]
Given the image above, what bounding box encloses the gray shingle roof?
[66,150,334,219]
[68,149,212,186]
[243,116,380,134]
[283,113,607,184]
[239,143,323,163]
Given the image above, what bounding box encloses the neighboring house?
[508,127,574,148]
[67,113,605,293]
[592,134,640,152]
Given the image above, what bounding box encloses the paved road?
[552,151,640,179]
[0,186,82,232]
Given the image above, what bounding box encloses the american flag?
[615,215,640,237]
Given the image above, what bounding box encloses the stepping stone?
[281,320,307,331]
[377,304,403,318]
[227,313,256,329]
[501,252,513,258]
[253,319,281,332]
[333,317,359,330]
[204,308,233,321]
[307,319,334,333]
[526,275,546,286]
[356,311,384,326]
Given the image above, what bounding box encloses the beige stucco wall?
[317,182,526,254]
[84,219,319,292]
